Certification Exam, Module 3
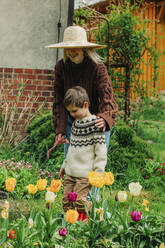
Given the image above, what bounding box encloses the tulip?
[67,192,77,202]
[2,201,10,210]
[88,171,105,188]
[159,243,165,248]
[142,199,149,212]
[95,208,104,221]
[27,184,38,194]
[117,191,127,202]
[131,210,142,222]
[102,172,114,185]
[65,209,79,224]
[1,209,8,219]
[77,211,88,222]
[59,228,67,236]
[5,178,16,192]
[45,191,56,203]
[28,218,34,228]
[115,193,119,201]
[46,187,51,192]
[36,179,47,191]
[50,179,62,192]
[128,182,142,196]
[8,229,16,239]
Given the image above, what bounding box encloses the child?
[59,86,107,216]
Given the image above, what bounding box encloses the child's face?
[66,103,88,120]
[65,48,84,64]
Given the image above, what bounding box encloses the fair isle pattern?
[70,115,105,147]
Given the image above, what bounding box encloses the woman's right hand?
[56,133,69,145]
[47,134,69,159]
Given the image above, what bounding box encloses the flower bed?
[0,169,164,248]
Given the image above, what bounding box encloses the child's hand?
[59,168,65,178]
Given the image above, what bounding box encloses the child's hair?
[63,86,90,108]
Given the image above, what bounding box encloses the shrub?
[107,121,153,182]
[17,112,64,170]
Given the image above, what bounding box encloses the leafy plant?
[107,121,153,180]
[16,112,64,170]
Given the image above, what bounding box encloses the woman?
[46,25,118,156]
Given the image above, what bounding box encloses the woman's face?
[65,48,84,64]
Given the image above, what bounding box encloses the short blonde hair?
[63,48,104,64]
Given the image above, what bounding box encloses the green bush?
[107,121,153,182]
[17,112,64,170]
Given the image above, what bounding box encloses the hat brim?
[45,42,106,49]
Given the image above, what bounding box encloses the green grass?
[135,120,165,161]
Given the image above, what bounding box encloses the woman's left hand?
[95,116,106,132]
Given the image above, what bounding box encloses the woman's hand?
[95,117,106,132]
[59,168,65,178]
[47,134,69,159]
[56,133,69,145]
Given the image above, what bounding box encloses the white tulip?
[45,191,56,203]
[28,218,34,228]
[128,182,142,196]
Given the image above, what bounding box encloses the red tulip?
[8,229,16,239]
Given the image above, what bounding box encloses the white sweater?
[62,115,107,178]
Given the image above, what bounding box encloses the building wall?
[0,0,69,70]
[0,67,54,136]
[0,0,73,138]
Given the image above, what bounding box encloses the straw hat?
[45,26,106,49]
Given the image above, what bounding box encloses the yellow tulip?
[102,172,114,185]
[50,179,62,193]
[95,208,104,221]
[27,184,38,194]
[159,244,165,248]
[46,187,51,192]
[88,171,105,188]
[117,191,127,202]
[142,199,149,211]
[1,209,8,219]
[36,179,47,191]
[5,178,16,192]
[65,209,79,224]
[2,201,10,210]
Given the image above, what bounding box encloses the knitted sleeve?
[96,63,118,129]
[53,60,67,135]
[93,131,107,175]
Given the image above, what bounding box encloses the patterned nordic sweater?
[62,115,107,179]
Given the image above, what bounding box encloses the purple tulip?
[131,210,142,222]
[115,193,119,201]
[67,192,77,202]
[59,228,67,236]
